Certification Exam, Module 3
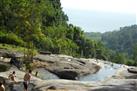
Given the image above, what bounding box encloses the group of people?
[0,70,32,91]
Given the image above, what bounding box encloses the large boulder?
[34,54,100,80]
[127,68,137,73]
[0,49,24,69]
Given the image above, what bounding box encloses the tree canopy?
[0,0,110,59]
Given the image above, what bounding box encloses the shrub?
[0,32,25,46]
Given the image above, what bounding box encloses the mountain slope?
[0,0,110,59]
[84,32,102,41]
[102,25,137,55]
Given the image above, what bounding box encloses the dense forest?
[0,0,137,66]
[85,25,137,65]
[85,32,102,41]
[0,0,110,59]
[102,25,137,55]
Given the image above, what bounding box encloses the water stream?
[79,63,121,81]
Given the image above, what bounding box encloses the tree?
[133,44,137,62]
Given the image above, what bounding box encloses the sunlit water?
[79,63,121,81]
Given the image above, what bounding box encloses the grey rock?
[34,54,100,80]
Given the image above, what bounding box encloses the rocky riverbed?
[0,49,100,80]
[0,66,137,91]
[0,49,137,91]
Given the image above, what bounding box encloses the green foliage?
[100,25,137,65]
[109,52,137,66]
[0,64,10,72]
[23,42,36,70]
[52,38,79,55]
[0,31,25,46]
[85,25,137,66]
[111,53,127,64]
[102,25,137,55]
[1,0,137,66]
[132,44,137,62]
[85,32,102,41]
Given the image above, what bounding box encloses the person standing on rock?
[23,70,32,91]
[0,81,5,91]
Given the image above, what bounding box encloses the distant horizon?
[61,0,137,33]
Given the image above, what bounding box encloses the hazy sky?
[60,0,137,32]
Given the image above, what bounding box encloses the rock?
[10,57,23,69]
[0,50,100,80]
[0,56,137,91]
[53,70,78,80]
[113,67,137,79]
[0,49,24,69]
[31,79,137,91]
[127,68,137,73]
[0,62,10,72]
[90,79,137,91]
[39,51,52,55]
[0,66,41,91]
[34,54,100,80]
[0,49,23,58]
[47,86,57,90]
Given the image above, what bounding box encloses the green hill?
[1,0,137,66]
[102,25,137,55]
[85,25,137,65]
[85,25,137,56]
[0,0,109,59]
[84,32,102,41]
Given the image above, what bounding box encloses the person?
[8,71,16,91]
[0,81,5,91]
[23,70,32,91]
[35,71,38,77]
[8,71,16,83]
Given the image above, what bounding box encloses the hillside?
[1,0,137,66]
[86,25,137,55]
[102,25,137,55]
[85,25,137,65]
[84,32,102,41]
[0,0,110,60]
